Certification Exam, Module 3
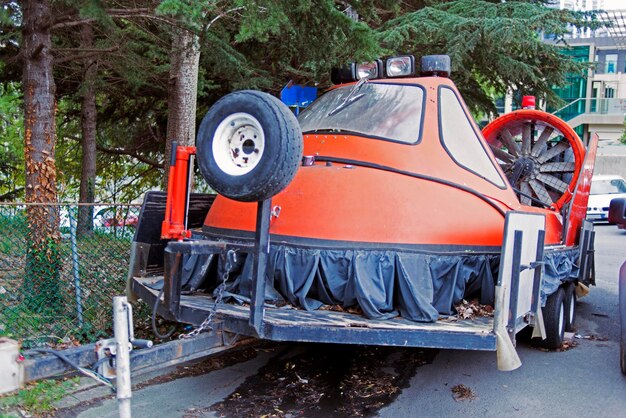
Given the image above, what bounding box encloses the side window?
[439,87,505,188]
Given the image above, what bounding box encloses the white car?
[587,174,626,222]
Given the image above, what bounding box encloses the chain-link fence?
[0,203,141,347]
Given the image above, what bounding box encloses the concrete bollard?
[0,338,23,394]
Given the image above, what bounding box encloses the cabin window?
[298,82,425,144]
[438,87,506,188]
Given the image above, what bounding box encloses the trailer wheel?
[542,287,566,349]
[196,90,303,202]
[564,282,576,332]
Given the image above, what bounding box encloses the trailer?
[128,55,596,371]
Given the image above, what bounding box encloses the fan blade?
[521,123,531,155]
[537,173,569,194]
[520,181,532,206]
[539,161,575,173]
[489,144,514,163]
[529,179,553,206]
[531,127,554,157]
[499,129,520,157]
[537,142,568,163]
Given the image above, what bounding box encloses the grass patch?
[0,377,79,415]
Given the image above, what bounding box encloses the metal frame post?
[67,206,83,328]
[530,229,546,314]
[113,296,132,418]
[249,199,272,337]
[588,229,596,285]
[507,231,523,343]
[163,252,182,320]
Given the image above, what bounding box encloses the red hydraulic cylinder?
[162,144,197,241]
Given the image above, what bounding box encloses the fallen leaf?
[451,384,476,401]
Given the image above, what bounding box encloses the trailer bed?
[133,276,497,351]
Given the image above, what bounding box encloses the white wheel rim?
[212,112,265,176]
[569,296,575,324]
[558,302,564,336]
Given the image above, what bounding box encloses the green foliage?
[24,236,62,315]
[621,117,626,145]
[0,378,79,415]
[0,0,603,204]
[1,205,137,345]
[157,0,211,31]
[376,0,599,114]
[0,82,24,201]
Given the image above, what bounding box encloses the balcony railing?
[552,98,626,122]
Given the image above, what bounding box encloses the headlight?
[355,60,382,80]
[385,56,415,77]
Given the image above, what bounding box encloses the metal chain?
[179,249,237,339]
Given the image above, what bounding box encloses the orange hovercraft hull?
[195,77,585,322]
[204,78,562,246]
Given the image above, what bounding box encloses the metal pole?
[68,206,83,328]
[249,199,272,337]
[507,230,523,343]
[113,296,132,418]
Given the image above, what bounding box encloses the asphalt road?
[62,224,626,418]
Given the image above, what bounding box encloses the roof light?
[356,60,382,80]
[522,96,536,109]
[420,55,451,77]
[331,65,357,84]
[385,55,415,77]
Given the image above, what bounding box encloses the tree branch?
[206,6,245,30]
[0,187,24,202]
[101,166,158,202]
[96,144,161,168]
[107,8,153,15]
[55,47,119,53]
[53,46,119,65]
[51,8,178,31]
[51,18,96,30]
[30,44,44,59]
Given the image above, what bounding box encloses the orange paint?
[564,134,598,246]
[201,77,588,248]
[162,146,197,240]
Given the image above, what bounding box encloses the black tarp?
[540,247,580,304]
[174,243,579,323]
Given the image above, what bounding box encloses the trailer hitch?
[96,298,153,380]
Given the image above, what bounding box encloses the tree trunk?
[78,23,97,236]
[21,0,61,313]
[164,28,200,187]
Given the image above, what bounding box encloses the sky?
[603,0,625,10]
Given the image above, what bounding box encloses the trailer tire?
[621,343,626,375]
[542,287,566,349]
[564,282,576,332]
[196,90,303,202]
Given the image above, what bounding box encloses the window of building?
[438,87,505,188]
[605,54,618,73]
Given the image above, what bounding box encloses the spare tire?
[196,90,303,202]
